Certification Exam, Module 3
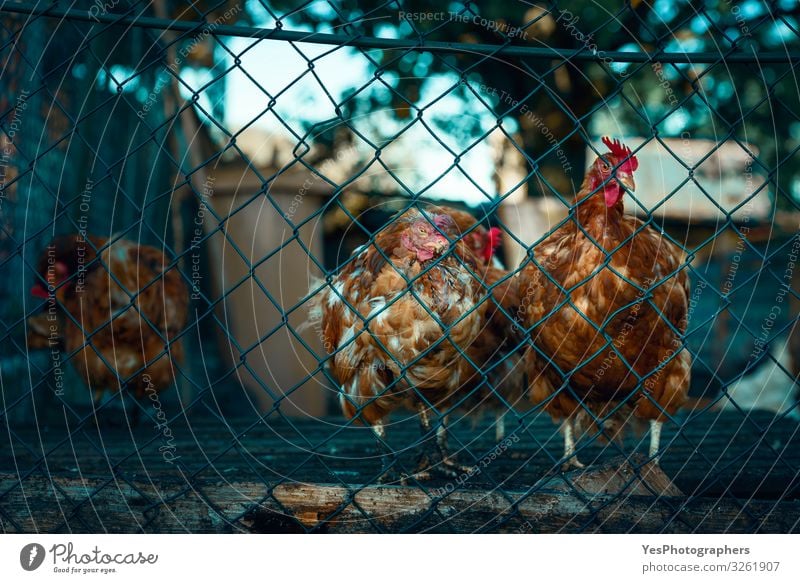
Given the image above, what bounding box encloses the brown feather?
[308,208,491,426]
[518,154,691,436]
[29,236,189,400]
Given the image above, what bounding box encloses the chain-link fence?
[1,0,799,533]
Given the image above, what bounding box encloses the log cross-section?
[1,456,797,533]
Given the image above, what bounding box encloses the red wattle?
[484,227,502,261]
[604,187,623,207]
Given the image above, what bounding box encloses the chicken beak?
[426,236,449,254]
[618,172,636,192]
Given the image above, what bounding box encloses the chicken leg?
[561,417,585,470]
[408,404,474,481]
[372,420,401,484]
[649,420,662,463]
[495,411,507,442]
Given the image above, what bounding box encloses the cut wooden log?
[1,410,798,532]
[534,455,684,498]
[1,471,796,534]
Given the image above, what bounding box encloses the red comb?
[30,284,49,299]
[432,214,455,229]
[484,227,502,262]
[602,136,638,171]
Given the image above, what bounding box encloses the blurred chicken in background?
[443,207,528,443]
[27,235,189,423]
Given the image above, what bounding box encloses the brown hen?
[518,137,690,468]
[28,235,189,416]
[308,207,489,480]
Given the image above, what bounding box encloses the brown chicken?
[28,235,189,414]
[307,207,489,480]
[518,137,690,468]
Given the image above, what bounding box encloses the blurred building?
[204,131,333,418]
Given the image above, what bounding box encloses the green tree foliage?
[260,0,800,207]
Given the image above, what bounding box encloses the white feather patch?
[368,297,387,320]
[412,320,425,342]
[327,280,344,307]
[574,296,589,313]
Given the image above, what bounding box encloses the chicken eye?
[600,161,610,172]
[418,226,427,236]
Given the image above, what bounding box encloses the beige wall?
[499,197,569,270]
[207,166,331,417]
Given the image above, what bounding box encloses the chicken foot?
[434,414,474,469]
[406,404,475,482]
[371,420,402,484]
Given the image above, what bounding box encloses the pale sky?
[217,25,497,205]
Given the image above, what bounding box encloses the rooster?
[518,137,690,468]
[28,235,189,420]
[307,207,490,480]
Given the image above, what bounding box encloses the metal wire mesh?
[1,0,799,533]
